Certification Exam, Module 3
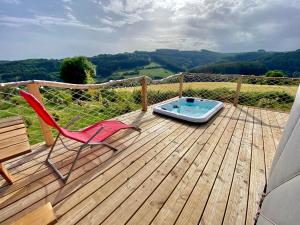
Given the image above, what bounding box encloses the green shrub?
[60,56,96,84]
[265,70,285,77]
[239,91,294,111]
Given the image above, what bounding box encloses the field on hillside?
[111,62,173,80]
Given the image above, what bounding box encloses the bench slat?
[0,141,31,163]
[12,202,57,225]
[0,134,29,150]
[0,128,27,141]
[0,117,24,129]
[0,116,31,184]
[0,124,25,134]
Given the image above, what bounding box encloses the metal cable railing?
[0,73,297,145]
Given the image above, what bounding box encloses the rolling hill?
[0,49,300,83]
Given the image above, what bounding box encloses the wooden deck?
[0,104,288,225]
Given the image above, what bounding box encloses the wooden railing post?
[179,73,184,98]
[141,76,148,112]
[27,83,54,146]
[233,76,242,107]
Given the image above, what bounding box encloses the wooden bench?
[0,116,31,184]
[12,202,57,225]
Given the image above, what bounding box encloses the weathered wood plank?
[260,109,276,180]
[246,108,266,225]
[274,112,286,131]
[267,110,282,149]
[222,107,254,225]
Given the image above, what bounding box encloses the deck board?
[0,104,288,225]
[246,108,266,225]
[200,106,247,225]
[222,107,254,225]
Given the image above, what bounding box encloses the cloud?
[0,0,300,59]
[63,5,77,21]
[0,15,113,32]
[93,0,300,51]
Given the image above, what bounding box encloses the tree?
[60,56,96,84]
[265,70,285,77]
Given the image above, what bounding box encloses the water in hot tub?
[162,99,219,117]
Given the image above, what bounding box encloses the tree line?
[1,49,300,82]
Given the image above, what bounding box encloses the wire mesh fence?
[0,73,298,145]
[147,74,181,104]
[0,78,143,145]
[238,76,299,111]
[181,73,239,103]
[40,80,142,131]
[180,73,298,112]
[0,86,45,144]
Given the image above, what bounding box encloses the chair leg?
[46,133,65,181]
[63,144,85,181]
[46,133,86,182]
[0,163,13,184]
[47,143,85,182]
[46,133,60,162]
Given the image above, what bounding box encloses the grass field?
[120,81,298,96]
[112,62,173,80]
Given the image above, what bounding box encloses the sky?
[0,0,299,60]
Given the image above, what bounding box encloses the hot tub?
[153,97,224,123]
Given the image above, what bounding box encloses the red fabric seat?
[60,120,134,143]
[19,90,135,143]
[19,89,140,182]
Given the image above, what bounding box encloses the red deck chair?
[19,90,141,182]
